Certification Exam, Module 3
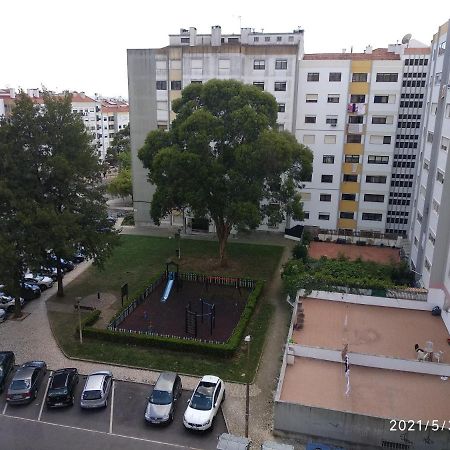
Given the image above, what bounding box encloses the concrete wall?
[274,400,450,450]
[127,49,158,226]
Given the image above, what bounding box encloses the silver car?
[144,372,182,424]
[6,361,47,404]
[80,371,112,409]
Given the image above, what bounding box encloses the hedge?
[75,309,101,334]
[83,280,264,357]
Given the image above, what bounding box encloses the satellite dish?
[402,33,412,44]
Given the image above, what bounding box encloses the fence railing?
[108,272,257,333]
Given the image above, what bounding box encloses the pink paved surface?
[293,298,450,359]
[280,357,450,421]
[309,241,401,263]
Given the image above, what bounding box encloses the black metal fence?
[180,272,256,289]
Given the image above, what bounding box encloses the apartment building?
[128,25,305,227]
[293,48,404,233]
[410,20,450,299]
[0,88,129,161]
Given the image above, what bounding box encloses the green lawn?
[48,235,284,382]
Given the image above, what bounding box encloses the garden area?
[47,235,284,382]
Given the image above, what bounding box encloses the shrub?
[292,243,308,261]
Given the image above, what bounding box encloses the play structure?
[185,298,216,338]
[161,261,179,303]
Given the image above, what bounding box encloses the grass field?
[48,235,284,381]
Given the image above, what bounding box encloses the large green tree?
[139,79,313,264]
[107,148,132,199]
[106,124,130,167]
[0,91,119,303]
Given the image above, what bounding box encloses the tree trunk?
[215,219,231,266]
[56,256,64,297]
[13,265,23,318]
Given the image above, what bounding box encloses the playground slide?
[161,273,175,302]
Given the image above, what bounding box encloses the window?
[275,59,287,70]
[370,135,391,145]
[340,212,354,219]
[350,94,365,103]
[327,94,340,103]
[303,135,315,144]
[156,80,167,90]
[362,213,382,221]
[345,155,359,163]
[322,155,335,164]
[278,103,286,113]
[171,80,182,90]
[276,36,282,42]
[303,211,310,219]
[264,36,270,42]
[191,80,202,84]
[253,82,265,90]
[438,40,446,55]
[374,95,389,103]
[253,36,259,42]
[372,116,387,124]
[180,37,190,44]
[427,131,434,143]
[368,155,389,164]
[424,259,431,271]
[342,193,356,201]
[348,116,363,124]
[347,134,362,143]
[376,73,399,82]
[326,116,338,126]
[366,175,387,183]
[274,82,287,91]
[307,72,319,82]
[329,72,341,82]
[321,175,333,183]
[218,59,231,73]
[423,160,429,170]
[320,194,332,202]
[254,60,265,70]
[306,94,318,103]
[383,136,391,144]
[432,199,440,213]
[441,137,449,151]
[364,194,385,202]
[414,236,418,247]
[343,174,358,182]
[352,73,368,82]
[318,213,330,220]
[324,135,336,144]
[437,171,444,183]
[305,116,316,124]
[429,232,436,245]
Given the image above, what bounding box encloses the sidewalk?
[0,226,301,448]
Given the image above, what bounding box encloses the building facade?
[410,20,450,298]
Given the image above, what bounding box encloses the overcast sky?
[1,0,447,99]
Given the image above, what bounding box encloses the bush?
[84,281,264,357]
[292,243,308,261]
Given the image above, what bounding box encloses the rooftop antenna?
[401,33,412,48]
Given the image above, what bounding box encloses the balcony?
[338,218,357,229]
[347,103,366,115]
[339,200,358,212]
[341,182,360,194]
[344,143,364,155]
[347,123,365,134]
[342,162,362,174]
[349,82,369,95]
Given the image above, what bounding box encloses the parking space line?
[2,402,7,415]
[109,380,115,434]
[38,371,52,421]
[0,414,203,450]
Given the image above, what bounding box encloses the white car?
[0,295,25,312]
[24,273,53,291]
[0,309,6,322]
[183,375,225,431]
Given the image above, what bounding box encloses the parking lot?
[0,370,227,450]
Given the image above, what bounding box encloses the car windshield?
[0,367,3,376]
[10,379,31,390]
[189,382,215,411]
[149,390,172,405]
[49,388,68,396]
[82,390,102,400]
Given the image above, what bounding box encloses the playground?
[118,264,253,342]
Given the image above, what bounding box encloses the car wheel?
[170,411,174,422]
[104,399,108,408]
[40,285,47,291]
[222,390,226,403]
[34,389,38,400]
[70,395,75,406]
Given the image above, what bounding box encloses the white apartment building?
[293,49,403,233]
[128,25,304,227]
[410,20,450,303]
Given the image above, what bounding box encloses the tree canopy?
[139,79,313,263]
[0,91,119,304]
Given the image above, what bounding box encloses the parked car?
[0,309,6,323]
[0,351,15,392]
[39,266,59,281]
[183,375,225,431]
[0,295,25,312]
[6,360,47,404]
[23,273,53,291]
[21,282,41,300]
[46,368,79,408]
[144,372,182,424]
[70,249,86,264]
[80,371,113,409]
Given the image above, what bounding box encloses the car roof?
[85,371,111,390]
[154,371,178,391]
[200,375,220,384]
[13,366,36,379]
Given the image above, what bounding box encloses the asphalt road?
[0,372,227,450]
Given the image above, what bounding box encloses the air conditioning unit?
[331,123,337,127]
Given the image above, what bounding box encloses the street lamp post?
[76,297,83,344]
[244,334,251,438]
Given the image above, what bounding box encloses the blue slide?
[161,272,175,302]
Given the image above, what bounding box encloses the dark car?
[6,360,47,404]
[21,282,42,301]
[48,256,75,272]
[144,372,182,424]
[0,351,15,393]
[70,250,86,264]
[46,368,79,408]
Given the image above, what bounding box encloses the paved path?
[0,226,301,448]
